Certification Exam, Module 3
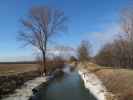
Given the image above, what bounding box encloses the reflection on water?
[32,66,97,100]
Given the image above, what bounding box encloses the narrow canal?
[32,67,97,100]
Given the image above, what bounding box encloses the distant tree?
[77,40,91,62]
[94,43,114,66]
[120,5,133,67]
[18,6,68,75]
[121,5,133,41]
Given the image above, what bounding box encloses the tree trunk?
[42,50,47,75]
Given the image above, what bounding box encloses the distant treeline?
[94,5,133,69]
[94,39,133,68]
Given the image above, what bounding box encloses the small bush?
[69,56,78,62]
[46,57,65,74]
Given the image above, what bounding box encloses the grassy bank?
[79,62,133,100]
[0,63,41,98]
[0,60,65,98]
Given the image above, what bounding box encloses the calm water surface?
[33,67,97,100]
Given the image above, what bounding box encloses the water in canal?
[32,67,97,100]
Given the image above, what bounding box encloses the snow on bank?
[2,76,46,100]
[79,69,107,100]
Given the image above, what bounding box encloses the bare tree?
[18,6,68,75]
[120,5,133,41]
[77,40,91,62]
[120,5,133,67]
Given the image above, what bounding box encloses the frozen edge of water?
[2,76,47,100]
[79,69,108,100]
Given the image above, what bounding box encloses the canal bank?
[2,76,47,100]
[2,64,114,100]
[0,70,41,99]
[76,62,117,100]
[79,69,107,100]
[30,66,97,100]
[2,68,63,100]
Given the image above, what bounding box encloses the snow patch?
[79,69,107,100]
[2,77,46,100]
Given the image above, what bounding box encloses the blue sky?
[0,0,130,60]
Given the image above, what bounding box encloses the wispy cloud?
[82,22,121,55]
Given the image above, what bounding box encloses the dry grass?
[84,63,133,100]
[0,58,65,76]
[0,63,39,76]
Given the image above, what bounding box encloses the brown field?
[82,62,133,100]
[0,63,39,76]
[0,59,65,76]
